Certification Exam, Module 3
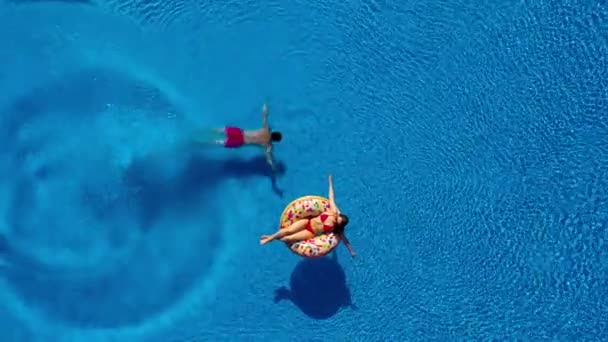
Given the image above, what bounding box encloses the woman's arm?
[342,234,356,257]
[328,174,340,214]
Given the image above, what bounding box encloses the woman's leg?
[260,219,309,245]
[280,230,315,243]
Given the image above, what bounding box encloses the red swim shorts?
[224,126,245,148]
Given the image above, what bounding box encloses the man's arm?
[262,103,269,129]
[265,144,275,171]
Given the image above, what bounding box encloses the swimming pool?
[0,0,607,341]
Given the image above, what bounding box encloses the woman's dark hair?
[334,213,349,234]
[271,131,282,142]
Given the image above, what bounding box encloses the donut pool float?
[279,195,341,258]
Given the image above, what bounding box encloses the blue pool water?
[1,0,607,341]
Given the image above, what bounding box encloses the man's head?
[271,131,282,142]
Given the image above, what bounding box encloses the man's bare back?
[244,127,272,145]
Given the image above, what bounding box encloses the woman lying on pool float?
[260,175,356,257]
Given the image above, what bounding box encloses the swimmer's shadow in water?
[274,253,356,319]
[124,154,286,229]
[221,155,286,197]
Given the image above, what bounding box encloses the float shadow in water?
[274,253,355,319]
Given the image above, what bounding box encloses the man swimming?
[203,103,282,170]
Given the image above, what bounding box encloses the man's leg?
[192,128,225,145]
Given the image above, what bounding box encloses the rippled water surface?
[1,0,607,341]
